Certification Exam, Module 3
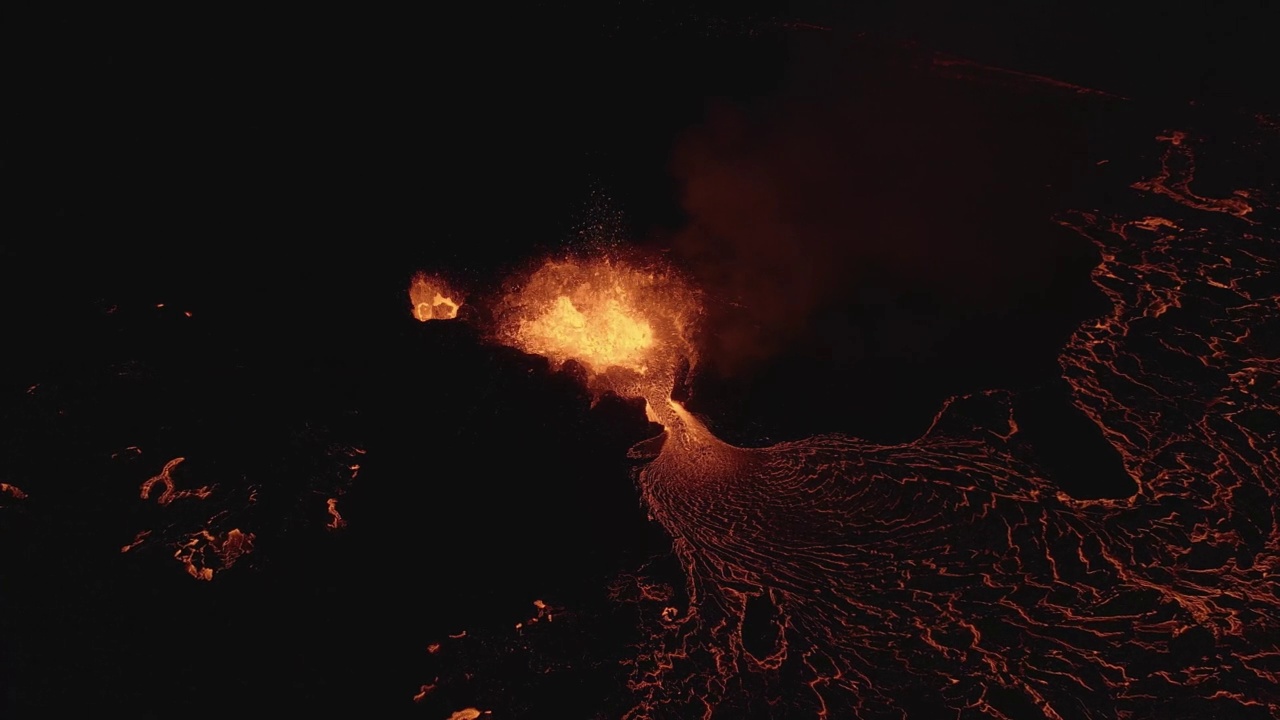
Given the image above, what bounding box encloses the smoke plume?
[667,41,1092,377]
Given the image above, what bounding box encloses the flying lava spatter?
[453,126,1280,718]
[492,256,701,424]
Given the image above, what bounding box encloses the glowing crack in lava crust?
[467,130,1280,719]
[410,272,462,321]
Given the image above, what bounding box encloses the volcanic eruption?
[18,7,1280,718]
[418,123,1280,719]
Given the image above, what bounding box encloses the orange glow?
[409,272,462,321]
[120,529,151,553]
[1,483,26,500]
[140,457,212,505]
[174,527,255,581]
[410,131,1280,720]
[110,445,142,460]
[517,292,654,373]
[517,598,557,629]
[494,256,699,415]
[325,497,346,530]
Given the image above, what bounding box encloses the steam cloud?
[667,44,1092,376]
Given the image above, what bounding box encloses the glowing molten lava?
[175,527,255,581]
[494,257,699,412]
[409,273,462,321]
[522,294,654,374]
[140,457,212,505]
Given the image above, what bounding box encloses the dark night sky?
[10,3,1274,373]
[4,4,1279,716]
[9,5,1272,436]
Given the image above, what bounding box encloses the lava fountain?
[492,256,702,430]
[409,272,462,321]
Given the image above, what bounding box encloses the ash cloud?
[666,43,1094,377]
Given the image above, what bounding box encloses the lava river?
[479,126,1280,719]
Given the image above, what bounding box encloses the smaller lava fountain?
[409,272,462,321]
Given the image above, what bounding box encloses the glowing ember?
[1,483,27,500]
[325,497,346,530]
[412,683,437,702]
[110,445,142,460]
[119,530,151,553]
[410,273,462,321]
[494,257,699,411]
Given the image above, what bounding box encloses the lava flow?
[462,125,1280,718]
[636,135,1279,718]
[117,439,362,582]
[140,457,212,505]
[410,272,462,321]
